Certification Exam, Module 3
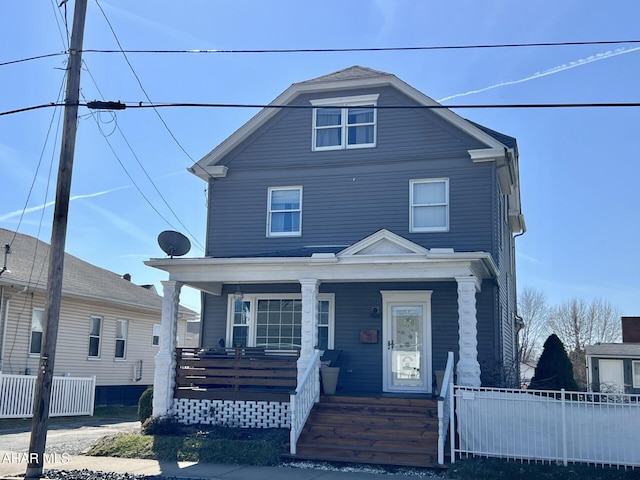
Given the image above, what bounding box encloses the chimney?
[123,273,131,282]
[621,317,640,343]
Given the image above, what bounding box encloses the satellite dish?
[158,231,191,258]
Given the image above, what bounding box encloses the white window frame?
[88,316,102,359]
[226,293,335,350]
[115,319,128,360]
[29,308,45,355]
[152,324,160,346]
[311,94,379,151]
[267,186,302,237]
[409,178,450,233]
[633,360,640,389]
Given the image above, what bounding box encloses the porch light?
[233,286,244,302]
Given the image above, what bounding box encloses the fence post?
[561,388,567,466]
[450,384,456,464]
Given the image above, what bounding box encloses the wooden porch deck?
[289,394,442,468]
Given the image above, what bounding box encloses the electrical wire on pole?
[25,0,87,477]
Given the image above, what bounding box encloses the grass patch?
[448,457,640,480]
[86,425,288,466]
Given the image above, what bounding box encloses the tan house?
[0,228,197,405]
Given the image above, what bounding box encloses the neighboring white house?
[0,228,197,405]
[585,316,640,394]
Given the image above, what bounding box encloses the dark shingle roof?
[230,246,347,259]
[0,228,185,312]
[466,120,517,149]
[295,65,394,85]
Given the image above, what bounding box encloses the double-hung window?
[228,294,334,350]
[311,94,378,151]
[115,319,128,359]
[30,308,44,355]
[152,324,160,346]
[410,178,449,232]
[88,316,102,358]
[267,187,302,237]
[633,361,640,389]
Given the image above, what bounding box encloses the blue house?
[147,66,526,466]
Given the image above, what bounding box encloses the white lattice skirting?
[173,398,290,428]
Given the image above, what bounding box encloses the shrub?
[141,415,184,436]
[137,387,153,423]
[529,334,579,391]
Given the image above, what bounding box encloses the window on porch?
[228,294,333,350]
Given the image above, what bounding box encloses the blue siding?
[207,85,494,258]
[201,281,497,393]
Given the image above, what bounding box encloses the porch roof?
[145,230,497,295]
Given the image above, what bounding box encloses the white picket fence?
[0,374,96,418]
[454,386,640,468]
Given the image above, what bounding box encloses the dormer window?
[311,94,379,151]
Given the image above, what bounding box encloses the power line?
[81,61,206,252]
[81,39,640,55]
[5,101,640,118]
[4,39,640,68]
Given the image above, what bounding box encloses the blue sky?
[1,1,639,315]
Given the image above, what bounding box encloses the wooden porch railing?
[174,347,299,402]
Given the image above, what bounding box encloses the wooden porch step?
[291,395,441,468]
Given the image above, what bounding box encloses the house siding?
[206,86,494,258]
[1,290,188,391]
[201,280,497,393]
[589,356,640,394]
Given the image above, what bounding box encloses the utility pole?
[25,0,88,478]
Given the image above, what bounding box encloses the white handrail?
[289,350,321,455]
[437,351,455,464]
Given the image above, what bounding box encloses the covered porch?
[146,229,496,419]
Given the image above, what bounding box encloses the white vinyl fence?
[0,374,95,418]
[454,386,640,468]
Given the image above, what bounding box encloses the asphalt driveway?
[0,416,140,455]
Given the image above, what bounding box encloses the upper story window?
[267,186,302,237]
[311,94,379,151]
[410,178,449,232]
[30,308,44,355]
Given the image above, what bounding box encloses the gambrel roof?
[188,65,525,233]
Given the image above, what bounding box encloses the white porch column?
[456,276,481,387]
[298,278,320,384]
[153,280,183,417]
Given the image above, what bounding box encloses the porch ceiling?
[145,250,497,295]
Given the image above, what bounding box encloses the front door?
[382,291,432,393]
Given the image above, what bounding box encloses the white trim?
[87,315,102,359]
[310,94,380,107]
[409,178,450,233]
[381,290,433,394]
[115,318,128,360]
[633,360,640,389]
[311,94,379,151]
[29,308,44,355]
[190,72,508,178]
[267,186,302,237]
[339,229,429,256]
[225,293,335,350]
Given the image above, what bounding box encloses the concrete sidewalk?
[0,453,445,479]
